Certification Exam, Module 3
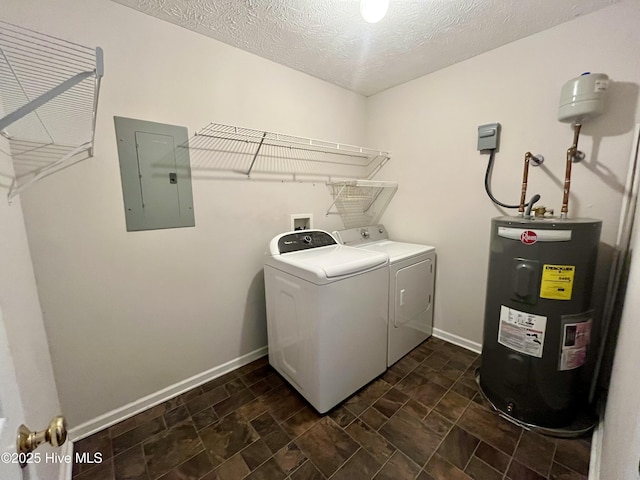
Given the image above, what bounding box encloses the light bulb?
[360,0,389,23]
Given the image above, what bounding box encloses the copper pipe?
[519,152,532,214]
[560,123,582,218]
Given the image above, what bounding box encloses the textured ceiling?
[111,0,618,96]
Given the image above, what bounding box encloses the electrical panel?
[114,117,195,231]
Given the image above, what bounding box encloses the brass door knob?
[17,416,67,467]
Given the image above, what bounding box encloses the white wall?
[2,0,365,426]
[367,0,640,345]
[0,123,62,479]
[599,178,640,478]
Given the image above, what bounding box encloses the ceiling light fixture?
[360,0,389,23]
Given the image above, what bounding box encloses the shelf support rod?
[246,132,267,177]
[0,70,95,131]
[325,184,348,216]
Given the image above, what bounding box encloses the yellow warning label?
[540,264,575,300]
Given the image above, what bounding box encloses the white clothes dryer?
[264,230,389,413]
[334,225,436,367]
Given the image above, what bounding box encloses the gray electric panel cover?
[114,117,195,231]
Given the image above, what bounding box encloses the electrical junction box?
[114,117,195,231]
[478,122,501,151]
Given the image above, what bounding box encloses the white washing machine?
[334,225,436,367]
[264,230,389,413]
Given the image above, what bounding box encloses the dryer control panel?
[274,230,337,254]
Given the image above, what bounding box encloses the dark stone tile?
[407,345,432,363]
[248,379,274,397]
[274,443,307,475]
[422,410,453,436]
[374,450,421,480]
[213,388,256,418]
[74,430,113,475]
[433,390,470,422]
[331,448,382,480]
[142,421,204,479]
[514,430,556,477]
[440,364,465,381]
[290,460,324,480]
[554,438,591,475]
[450,377,478,400]
[281,406,322,438]
[185,386,229,416]
[417,472,436,480]
[379,409,443,466]
[241,365,272,387]
[245,457,286,480]
[457,402,522,455]
[422,352,450,371]
[74,429,113,461]
[360,407,388,430]
[113,445,148,480]
[396,372,447,408]
[329,404,357,428]
[237,398,268,421]
[225,378,248,395]
[464,457,502,480]
[261,387,306,422]
[373,387,409,418]
[74,458,115,480]
[424,453,473,480]
[401,398,430,421]
[200,371,239,393]
[237,357,269,377]
[199,411,259,467]
[294,417,359,478]
[250,410,291,453]
[156,451,214,480]
[164,405,191,428]
[344,379,392,415]
[240,439,272,470]
[410,380,448,409]
[471,391,494,411]
[251,411,279,437]
[414,365,455,390]
[435,425,480,470]
[213,454,250,480]
[345,419,396,464]
[389,355,421,378]
[549,461,588,480]
[112,416,166,455]
[506,460,546,480]
[179,387,203,404]
[191,407,218,430]
[473,441,511,473]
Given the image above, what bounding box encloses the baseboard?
[60,440,74,480]
[69,346,268,442]
[432,328,482,354]
[588,414,603,479]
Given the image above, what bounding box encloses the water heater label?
[559,316,592,371]
[498,306,547,358]
[540,264,575,300]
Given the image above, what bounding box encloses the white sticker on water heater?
[498,306,547,358]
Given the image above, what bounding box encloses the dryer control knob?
[361,229,370,239]
[303,235,312,244]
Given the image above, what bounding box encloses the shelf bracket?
[0,68,96,131]
[246,132,267,177]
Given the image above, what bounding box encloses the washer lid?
[357,240,435,263]
[265,244,388,284]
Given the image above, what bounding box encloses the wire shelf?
[326,180,398,228]
[187,122,391,182]
[0,20,103,199]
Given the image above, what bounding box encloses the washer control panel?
[275,230,337,254]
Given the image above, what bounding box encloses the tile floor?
[71,337,591,480]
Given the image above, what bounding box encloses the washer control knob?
[361,229,370,239]
[379,227,384,234]
[302,235,312,244]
